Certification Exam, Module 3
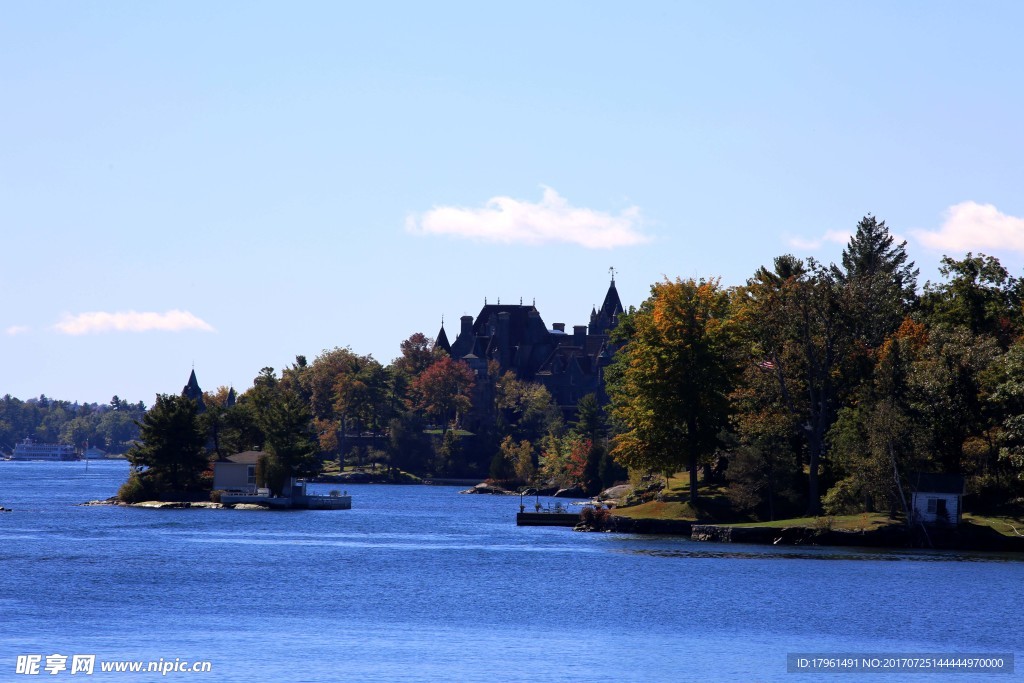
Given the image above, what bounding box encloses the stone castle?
[435,276,624,412]
[182,276,626,420]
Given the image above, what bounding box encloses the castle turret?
[182,369,206,413]
[435,320,451,354]
[590,276,624,336]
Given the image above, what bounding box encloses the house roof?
[224,451,263,465]
[908,472,966,495]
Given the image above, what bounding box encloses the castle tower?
[435,319,451,354]
[589,275,624,336]
[182,369,207,413]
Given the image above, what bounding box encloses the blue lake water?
[1,460,1021,681]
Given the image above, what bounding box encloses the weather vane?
[609,266,617,282]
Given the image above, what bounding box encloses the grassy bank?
[609,471,1024,540]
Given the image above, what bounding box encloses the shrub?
[580,506,595,526]
[579,505,613,531]
[822,478,862,516]
[210,489,224,504]
[811,515,835,533]
[118,474,149,504]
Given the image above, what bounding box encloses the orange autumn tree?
[412,356,476,435]
[608,277,740,504]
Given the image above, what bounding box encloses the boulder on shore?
[597,484,632,504]
[553,485,585,498]
[459,482,511,495]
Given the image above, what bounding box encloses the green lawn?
[614,475,1024,538]
[611,474,739,523]
[962,513,1024,538]
[724,512,895,532]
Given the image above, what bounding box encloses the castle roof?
[435,323,451,353]
[590,278,623,335]
[182,369,206,413]
[599,279,623,320]
[444,276,625,412]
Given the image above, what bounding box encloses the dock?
[516,512,580,527]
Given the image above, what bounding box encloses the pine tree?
[126,394,208,492]
[832,215,919,348]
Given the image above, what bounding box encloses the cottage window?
[247,465,256,486]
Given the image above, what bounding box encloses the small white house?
[909,473,966,526]
[212,451,263,493]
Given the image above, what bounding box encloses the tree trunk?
[688,416,699,505]
[806,437,822,516]
[689,457,698,505]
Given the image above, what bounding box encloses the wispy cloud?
[405,186,649,249]
[54,310,215,335]
[5,325,30,336]
[786,229,850,251]
[911,201,1024,253]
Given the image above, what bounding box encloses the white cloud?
[786,229,850,251]
[405,186,649,249]
[54,310,215,335]
[5,325,30,336]
[911,201,1024,253]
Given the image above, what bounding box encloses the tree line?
[608,216,1024,518]
[0,395,145,455]
[129,341,610,495]
[13,214,1024,518]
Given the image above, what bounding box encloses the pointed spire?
[182,369,206,413]
[590,273,624,336]
[436,317,452,354]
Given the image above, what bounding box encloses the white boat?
[10,438,78,461]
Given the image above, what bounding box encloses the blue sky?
[2,1,1023,405]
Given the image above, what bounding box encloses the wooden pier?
[516,512,580,527]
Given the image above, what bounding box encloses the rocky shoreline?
[458,481,589,498]
[604,518,1024,552]
[81,498,269,510]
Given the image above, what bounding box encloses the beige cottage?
[212,451,262,493]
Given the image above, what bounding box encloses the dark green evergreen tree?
[126,394,208,492]
[831,215,918,348]
[260,386,320,490]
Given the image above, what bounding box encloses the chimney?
[552,323,565,333]
[460,315,474,340]
[573,325,587,347]
[497,312,511,368]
